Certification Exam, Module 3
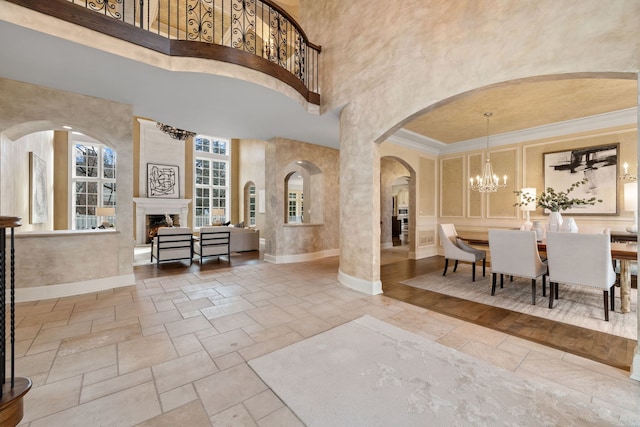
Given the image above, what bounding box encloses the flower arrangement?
[513,178,602,212]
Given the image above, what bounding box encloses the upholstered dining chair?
[438,224,486,282]
[488,230,548,305]
[545,232,616,321]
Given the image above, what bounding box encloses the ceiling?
[402,78,638,146]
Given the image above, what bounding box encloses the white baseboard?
[338,269,382,295]
[631,349,640,382]
[15,274,136,302]
[264,248,339,264]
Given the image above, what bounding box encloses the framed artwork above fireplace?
[147,163,179,198]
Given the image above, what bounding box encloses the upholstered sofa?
[200,227,259,252]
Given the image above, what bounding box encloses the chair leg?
[442,259,449,276]
[500,274,504,289]
[472,262,476,282]
[555,282,559,300]
[491,273,497,295]
[482,258,486,277]
[531,279,536,305]
[548,282,555,309]
[610,284,615,311]
[453,260,459,272]
[542,274,547,297]
[603,290,610,321]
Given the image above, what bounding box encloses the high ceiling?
[402,78,638,145]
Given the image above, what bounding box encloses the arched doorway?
[380,156,416,264]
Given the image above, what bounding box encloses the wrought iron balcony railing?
[7,0,320,104]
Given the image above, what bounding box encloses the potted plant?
[514,178,602,232]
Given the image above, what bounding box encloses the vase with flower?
[514,178,602,232]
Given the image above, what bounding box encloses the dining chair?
[488,230,548,305]
[545,232,616,321]
[438,224,486,282]
[194,227,231,264]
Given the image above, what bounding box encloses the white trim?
[263,248,339,264]
[15,274,136,303]
[630,350,640,382]
[338,269,383,295]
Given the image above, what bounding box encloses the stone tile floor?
[12,257,640,426]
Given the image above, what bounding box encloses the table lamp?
[96,207,116,228]
[624,181,637,233]
[520,188,536,231]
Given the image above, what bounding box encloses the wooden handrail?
[5,0,321,105]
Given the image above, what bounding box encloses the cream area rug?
[249,316,638,426]
[401,265,637,340]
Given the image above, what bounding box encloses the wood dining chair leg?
[603,290,610,321]
[548,282,555,309]
[500,274,504,289]
[482,258,486,277]
[491,273,497,295]
[472,262,476,282]
[542,274,547,297]
[531,279,536,305]
[442,259,449,276]
[555,282,559,300]
[453,260,459,272]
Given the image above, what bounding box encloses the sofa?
[200,226,259,252]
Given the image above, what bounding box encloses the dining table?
[459,231,638,314]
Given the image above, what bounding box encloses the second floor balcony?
[8,0,320,105]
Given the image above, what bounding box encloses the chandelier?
[156,122,196,141]
[469,112,507,193]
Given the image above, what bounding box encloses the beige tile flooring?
[13,257,640,426]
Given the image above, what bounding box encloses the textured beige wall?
[265,137,339,258]
[0,77,134,287]
[301,0,640,285]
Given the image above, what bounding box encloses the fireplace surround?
[133,198,191,245]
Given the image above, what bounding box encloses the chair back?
[488,229,546,279]
[546,232,616,290]
[438,224,459,254]
[197,227,231,257]
[154,227,193,262]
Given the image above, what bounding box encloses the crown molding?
[386,128,445,155]
[390,107,638,155]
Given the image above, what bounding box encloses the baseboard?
[264,248,339,264]
[15,274,136,302]
[338,269,382,295]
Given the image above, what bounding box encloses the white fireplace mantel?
[133,198,191,244]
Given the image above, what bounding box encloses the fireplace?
[133,198,191,245]
[146,214,180,243]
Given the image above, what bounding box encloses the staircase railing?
[6,0,321,104]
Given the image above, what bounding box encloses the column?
[337,105,382,295]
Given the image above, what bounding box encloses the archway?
[380,156,416,263]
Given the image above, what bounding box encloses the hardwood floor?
[381,256,636,371]
[134,249,636,370]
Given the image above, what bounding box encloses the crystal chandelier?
[469,112,507,193]
[156,122,196,141]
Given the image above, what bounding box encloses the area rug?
[401,265,637,340]
[249,315,638,426]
